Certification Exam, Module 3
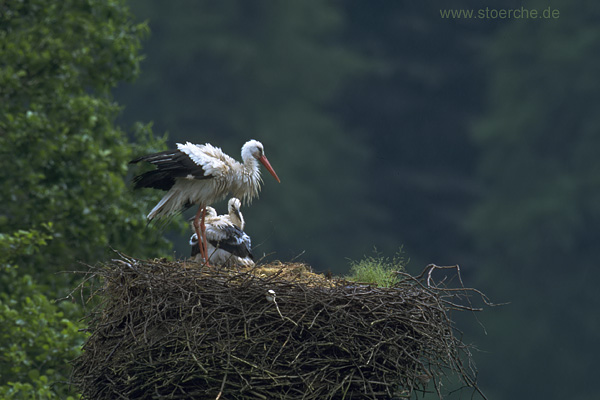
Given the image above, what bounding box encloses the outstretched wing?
[176,142,235,178]
[130,144,216,191]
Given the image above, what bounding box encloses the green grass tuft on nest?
[346,248,407,287]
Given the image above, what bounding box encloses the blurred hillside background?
[2,0,599,398]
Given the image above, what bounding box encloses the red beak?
[258,155,281,183]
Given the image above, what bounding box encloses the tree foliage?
[470,1,600,398]
[335,0,520,267]
[0,1,178,398]
[0,229,85,399]
[0,0,174,284]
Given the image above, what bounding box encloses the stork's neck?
[229,210,245,230]
[230,155,262,204]
[242,156,261,182]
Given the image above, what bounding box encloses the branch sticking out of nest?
[70,255,489,400]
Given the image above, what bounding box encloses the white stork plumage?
[223,197,245,230]
[189,204,254,268]
[130,140,280,263]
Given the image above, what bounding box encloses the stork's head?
[228,197,242,213]
[188,207,217,227]
[205,206,218,218]
[227,197,245,230]
[242,140,281,183]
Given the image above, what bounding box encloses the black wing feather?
[130,149,212,191]
[190,243,201,257]
[208,226,253,259]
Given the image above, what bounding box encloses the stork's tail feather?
[147,191,177,221]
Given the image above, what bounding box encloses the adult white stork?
[130,140,280,263]
[189,205,254,268]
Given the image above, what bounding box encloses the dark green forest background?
[1,0,599,398]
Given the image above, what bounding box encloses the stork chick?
[224,197,245,230]
[189,204,254,268]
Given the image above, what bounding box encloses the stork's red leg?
[200,207,210,266]
[193,206,207,264]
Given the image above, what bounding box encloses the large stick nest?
[71,255,488,399]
